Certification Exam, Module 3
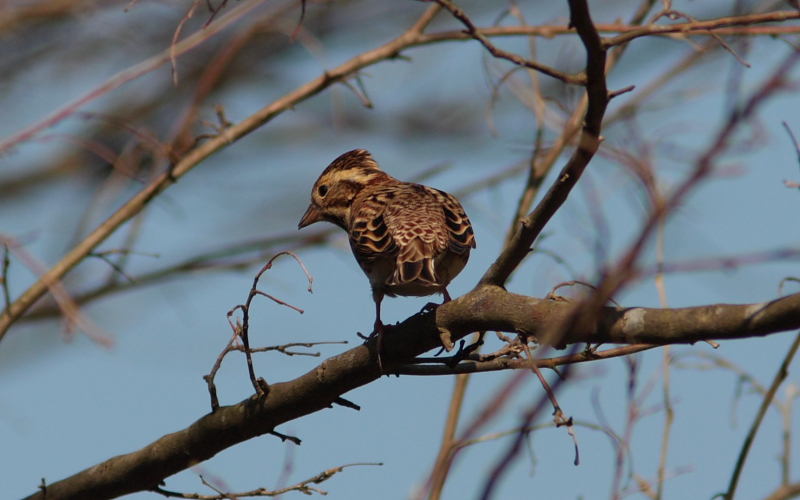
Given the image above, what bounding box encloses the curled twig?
[206,252,314,408]
[546,280,623,309]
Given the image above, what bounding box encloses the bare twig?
[397,344,660,376]
[1,243,10,317]
[0,3,441,342]
[431,0,586,85]
[289,0,307,43]
[662,10,751,67]
[780,277,800,295]
[724,332,800,500]
[480,0,608,288]
[479,346,578,500]
[428,341,475,500]
[522,342,580,465]
[783,121,800,188]
[784,121,800,164]
[171,0,207,86]
[0,0,270,155]
[638,248,800,278]
[224,251,312,398]
[152,462,382,498]
[655,204,673,500]
[603,10,800,47]
[0,235,113,347]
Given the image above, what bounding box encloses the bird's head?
[298,149,389,231]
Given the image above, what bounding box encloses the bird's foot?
[360,320,392,373]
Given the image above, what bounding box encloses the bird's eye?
[317,185,329,197]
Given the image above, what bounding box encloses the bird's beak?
[298,204,323,229]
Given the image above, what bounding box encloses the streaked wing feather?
[382,185,451,286]
[349,181,475,290]
[438,190,476,254]
[350,209,398,263]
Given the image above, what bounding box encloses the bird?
[298,149,476,357]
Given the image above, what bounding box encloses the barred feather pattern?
[350,181,474,297]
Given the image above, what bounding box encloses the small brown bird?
[298,149,476,351]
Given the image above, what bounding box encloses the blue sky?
[2,1,800,499]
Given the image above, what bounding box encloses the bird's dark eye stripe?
[318,185,329,197]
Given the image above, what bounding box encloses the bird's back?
[349,179,474,297]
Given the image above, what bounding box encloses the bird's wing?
[350,183,475,287]
[382,186,446,285]
[349,190,399,266]
[435,188,476,254]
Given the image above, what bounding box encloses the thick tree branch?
[433,287,800,348]
[20,287,800,500]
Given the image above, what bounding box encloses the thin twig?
[397,344,660,376]
[1,243,10,317]
[522,342,580,465]
[169,0,201,87]
[431,0,586,85]
[479,0,608,289]
[0,3,448,341]
[603,10,800,47]
[0,236,113,347]
[233,252,312,396]
[428,339,476,500]
[152,463,382,498]
[289,0,307,43]
[655,199,673,500]
[724,331,800,500]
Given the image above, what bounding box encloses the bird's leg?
[370,290,386,372]
[373,298,385,352]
